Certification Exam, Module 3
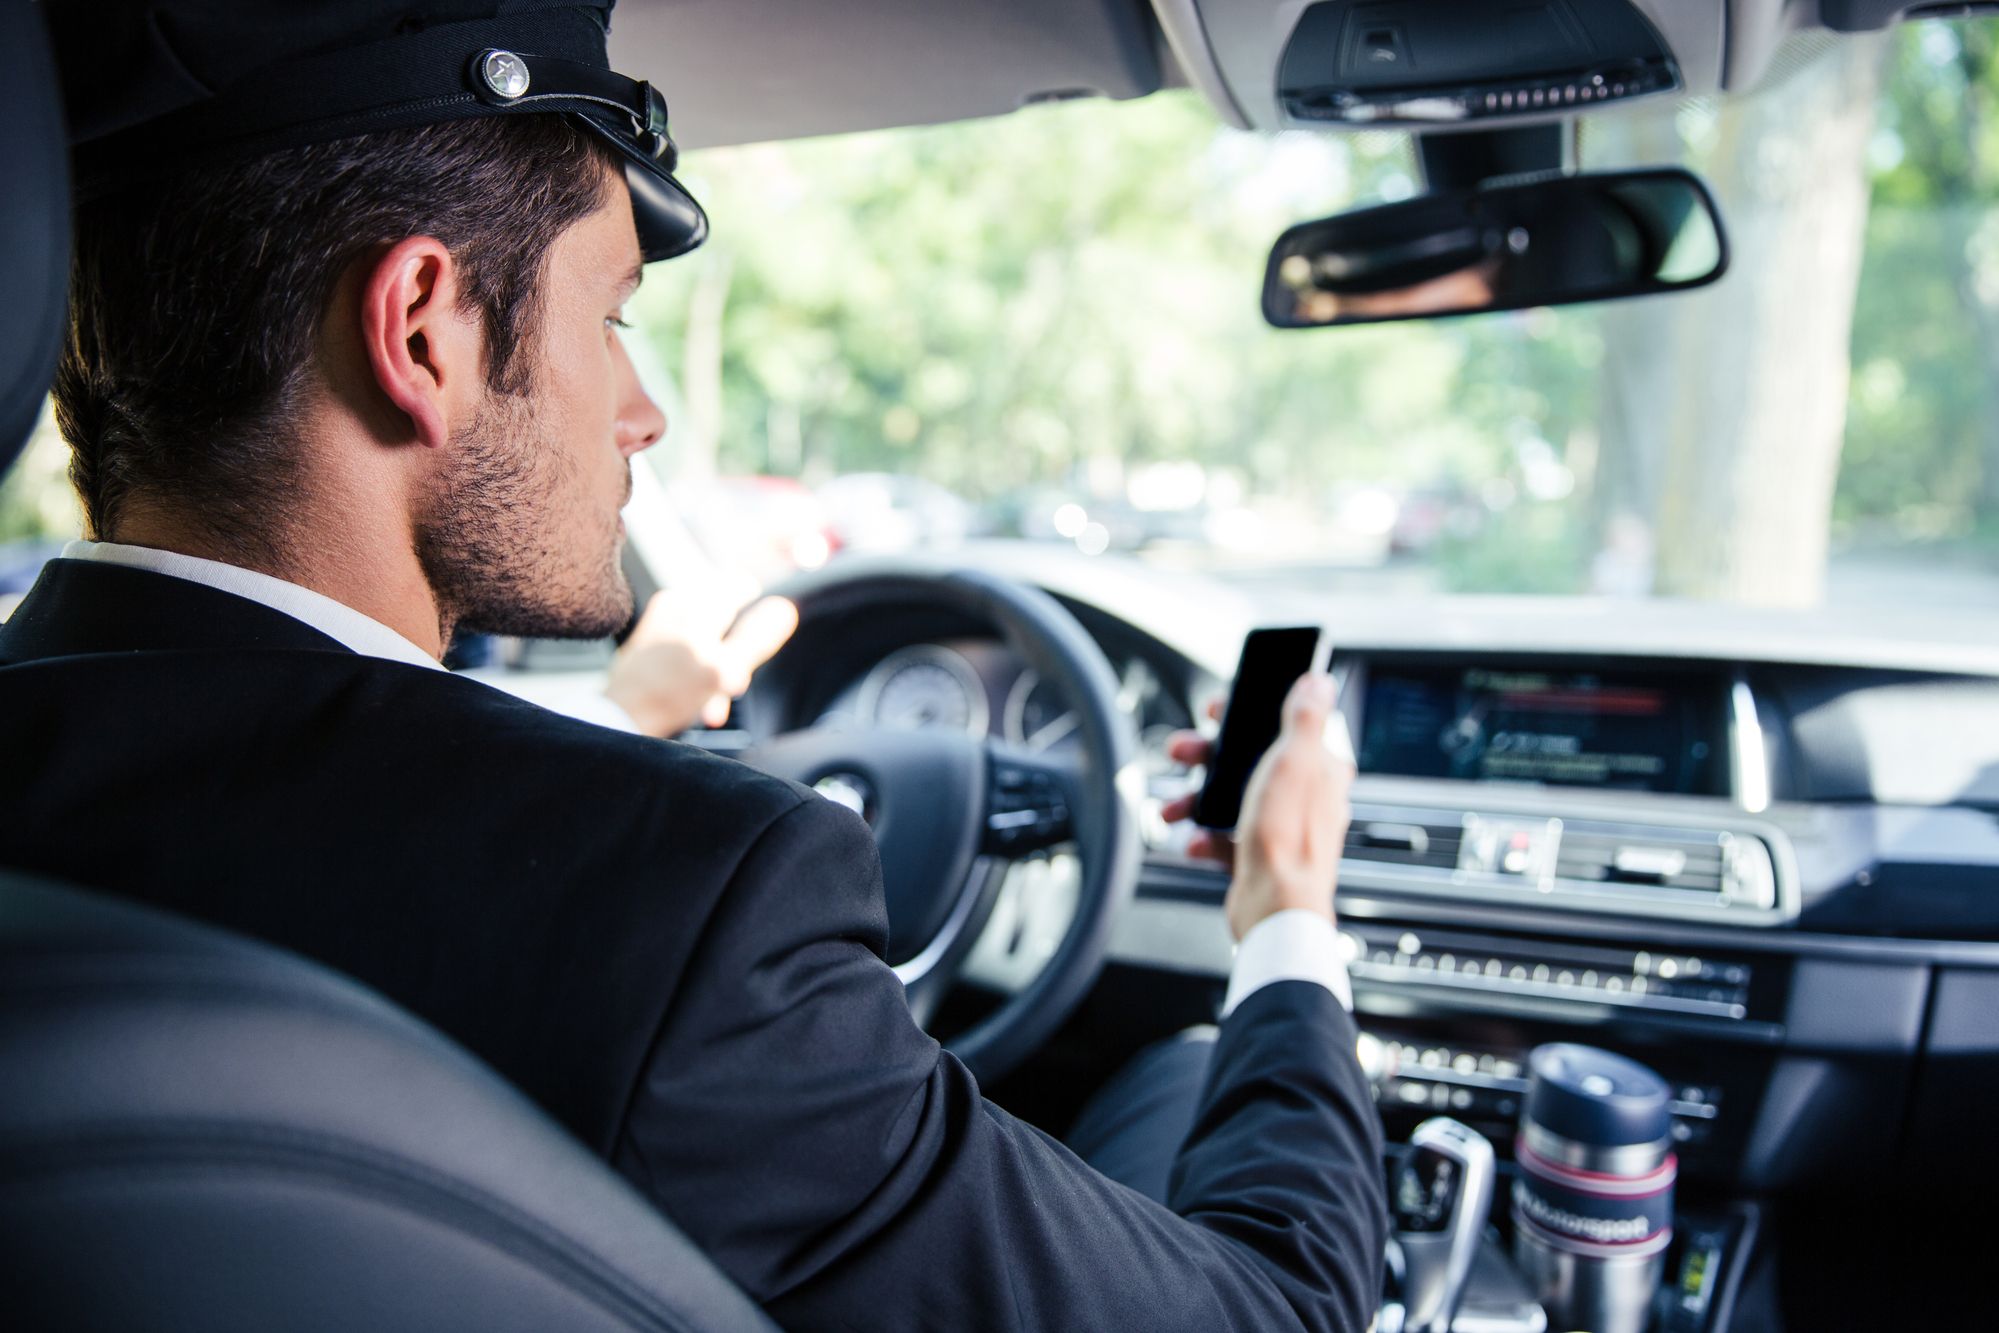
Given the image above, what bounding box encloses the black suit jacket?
[0,558,1386,1331]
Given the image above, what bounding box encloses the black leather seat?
[0,875,779,1332]
[0,0,68,464]
[0,5,768,1328]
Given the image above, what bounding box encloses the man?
[0,2,1386,1328]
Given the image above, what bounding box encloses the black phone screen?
[1194,626,1323,830]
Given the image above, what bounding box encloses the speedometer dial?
[1004,670,1080,752]
[859,645,991,736]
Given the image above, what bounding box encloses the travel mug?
[1511,1043,1676,1333]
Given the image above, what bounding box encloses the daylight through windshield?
[615,18,1996,621]
[4,18,1994,624]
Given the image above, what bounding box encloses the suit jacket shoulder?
[0,560,823,1154]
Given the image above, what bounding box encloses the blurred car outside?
[1388,485,1483,556]
[817,472,982,555]
[982,467,1401,573]
[668,475,838,590]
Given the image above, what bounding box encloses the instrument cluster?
[817,637,1193,765]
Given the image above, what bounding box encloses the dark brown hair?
[54,115,619,564]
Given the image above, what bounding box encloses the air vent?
[1556,829,1727,895]
[1344,813,1464,871]
[1336,801,1790,922]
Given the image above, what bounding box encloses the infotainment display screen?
[1357,663,1727,795]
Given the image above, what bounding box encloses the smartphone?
[1194,626,1333,829]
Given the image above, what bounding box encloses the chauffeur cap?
[47,0,707,262]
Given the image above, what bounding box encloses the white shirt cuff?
[1222,909,1354,1018]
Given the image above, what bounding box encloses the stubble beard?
[414,383,632,642]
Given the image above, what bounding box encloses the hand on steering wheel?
[606,588,799,736]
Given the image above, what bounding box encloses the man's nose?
[613,339,668,457]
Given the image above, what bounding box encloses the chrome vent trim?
[1339,799,1798,926]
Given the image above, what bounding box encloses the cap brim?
[574,113,708,263]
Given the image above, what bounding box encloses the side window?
[0,406,81,621]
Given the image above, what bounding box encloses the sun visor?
[609,0,1162,150]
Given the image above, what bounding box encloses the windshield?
[3,18,1993,629]
[612,17,1997,624]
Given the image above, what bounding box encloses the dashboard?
[732,555,1999,1306]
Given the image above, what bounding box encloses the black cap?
[48,0,706,262]
[1523,1043,1672,1150]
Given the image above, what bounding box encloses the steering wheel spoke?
[895,854,1009,1028]
[749,565,1142,1083]
[982,743,1080,858]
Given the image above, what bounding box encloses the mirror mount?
[1417,123,1571,190]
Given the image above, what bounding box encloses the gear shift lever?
[1387,1117,1496,1333]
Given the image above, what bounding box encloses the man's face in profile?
[415,169,665,640]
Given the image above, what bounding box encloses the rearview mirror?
[1264,167,1728,328]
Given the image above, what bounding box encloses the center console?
[1379,1161,1759,1333]
[1377,1042,1761,1333]
[1342,917,1780,1158]
[1112,636,1982,1331]
[1321,657,1790,1329]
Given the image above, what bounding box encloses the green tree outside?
[5,20,1994,609]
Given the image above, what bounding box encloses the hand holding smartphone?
[1193,626,1346,830]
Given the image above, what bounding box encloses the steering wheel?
[741,564,1143,1084]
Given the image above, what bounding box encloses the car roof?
[610,0,1900,151]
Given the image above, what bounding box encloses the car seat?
[0,874,777,1331]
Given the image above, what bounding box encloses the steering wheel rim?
[746,563,1143,1084]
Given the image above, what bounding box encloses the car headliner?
[608,0,1903,152]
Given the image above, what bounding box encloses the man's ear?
[358,236,480,450]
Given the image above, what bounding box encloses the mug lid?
[1525,1042,1673,1149]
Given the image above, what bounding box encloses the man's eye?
[606,314,633,331]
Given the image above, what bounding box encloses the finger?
[700,693,733,729]
[1186,830,1236,866]
[1281,671,1338,739]
[1205,697,1224,722]
[1159,792,1196,824]
[720,596,800,679]
[690,657,727,699]
[1244,742,1308,850]
[1166,731,1213,767]
[1243,704,1327,853]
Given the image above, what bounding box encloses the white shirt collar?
[61,539,444,671]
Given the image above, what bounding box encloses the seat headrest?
[0,0,69,473]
